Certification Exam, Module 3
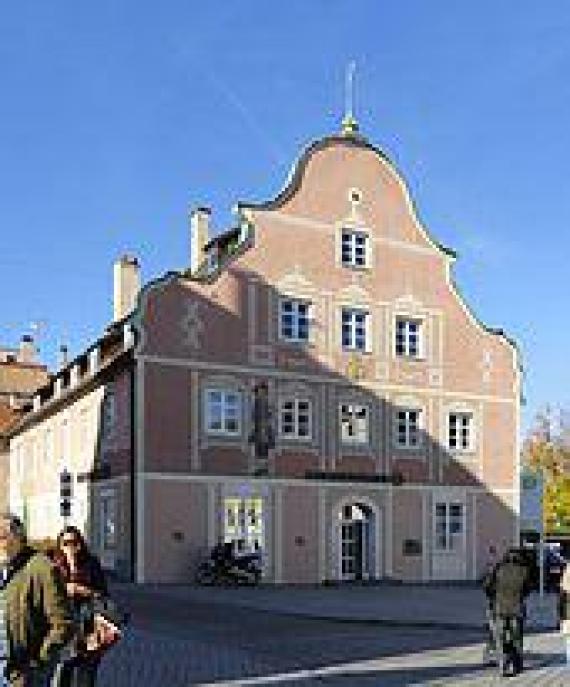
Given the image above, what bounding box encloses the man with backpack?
[483,547,532,677]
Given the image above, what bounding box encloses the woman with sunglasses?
[52,525,108,687]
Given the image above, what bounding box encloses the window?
[340,404,369,445]
[224,496,264,554]
[279,299,310,342]
[30,438,38,475]
[79,409,89,455]
[43,428,54,464]
[342,308,368,351]
[100,493,117,549]
[279,398,312,440]
[396,409,422,448]
[205,389,241,435]
[395,318,422,358]
[448,412,474,451]
[102,392,116,439]
[341,229,369,267]
[434,502,464,551]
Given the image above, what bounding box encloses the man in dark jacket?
[0,513,74,686]
[483,547,531,676]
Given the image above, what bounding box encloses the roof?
[0,403,23,435]
[0,362,49,395]
[204,227,241,252]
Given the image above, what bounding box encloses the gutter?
[130,360,137,583]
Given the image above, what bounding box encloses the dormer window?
[54,378,63,398]
[341,229,369,268]
[123,323,135,349]
[89,348,100,376]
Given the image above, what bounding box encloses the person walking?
[559,563,570,668]
[51,526,108,687]
[0,513,74,687]
[486,548,532,677]
[481,544,499,663]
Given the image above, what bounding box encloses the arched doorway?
[337,502,376,581]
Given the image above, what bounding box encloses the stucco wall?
[281,485,319,583]
[143,479,208,583]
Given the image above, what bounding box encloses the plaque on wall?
[403,539,422,556]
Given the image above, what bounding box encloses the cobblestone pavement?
[97,589,569,686]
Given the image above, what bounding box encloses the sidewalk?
[114,582,559,631]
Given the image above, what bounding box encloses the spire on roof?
[341,61,359,136]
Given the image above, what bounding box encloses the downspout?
[130,360,137,582]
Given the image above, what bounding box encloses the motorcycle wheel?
[195,569,214,586]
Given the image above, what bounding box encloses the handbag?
[79,596,127,658]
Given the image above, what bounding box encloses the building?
[0,336,48,409]
[8,120,521,583]
[0,336,49,512]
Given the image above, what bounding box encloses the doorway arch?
[333,497,380,581]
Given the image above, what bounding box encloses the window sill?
[277,339,314,348]
[394,355,427,363]
[393,442,425,452]
[448,449,477,458]
[205,431,242,439]
[340,442,371,450]
[278,436,313,444]
[340,263,372,272]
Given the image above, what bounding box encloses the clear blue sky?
[1,1,568,433]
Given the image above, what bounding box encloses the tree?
[523,405,570,534]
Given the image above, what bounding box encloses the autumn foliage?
[523,406,570,534]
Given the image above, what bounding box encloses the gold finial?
[342,61,359,136]
[342,113,359,136]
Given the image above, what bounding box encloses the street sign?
[521,467,544,534]
[59,470,73,519]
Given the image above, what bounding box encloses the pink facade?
[110,131,521,583]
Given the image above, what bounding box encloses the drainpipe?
[130,361,137,583]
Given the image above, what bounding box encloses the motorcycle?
[195,546,262,586]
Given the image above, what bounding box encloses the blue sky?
[1,1,568,433]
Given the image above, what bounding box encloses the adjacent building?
[0,337,48,512]
[7,121,521,583]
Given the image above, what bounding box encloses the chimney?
[113,255,141,322]
[190,206,211,274]
[18,335,36,364]
[58,344,69,369]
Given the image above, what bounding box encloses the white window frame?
[60,417,71,465]
[205,388,242,436]
[339,403,369,445]
[278,298,311,343]
[395,317,424,359]
[341,308,369,351]
[79,408,90,457]
[447,411,475,453]
[223,496,264,556]
[100,490,117,550]
[341,229,369,268]
[433,501,465,552]
[101,391,116,440]
[279,397,312,441]
[43,428,53,464]
[395,407,423,449]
